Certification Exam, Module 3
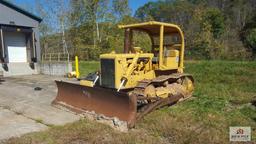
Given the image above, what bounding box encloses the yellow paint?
[182,77,194,94]
[118,21,181,30]
[123,52,140,80]
[100,53,155,89]
[97,21,187,90]
[67,71,76,78]
[118,21,185,72]
[75,56,80,79]
[159,25,164,69]
[164,50,179,68]
[80,80,93,87]
[156,87,170,98]
[179,29,185,70]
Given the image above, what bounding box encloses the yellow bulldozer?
[53,21,194,128]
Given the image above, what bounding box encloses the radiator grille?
[100,59,115,88]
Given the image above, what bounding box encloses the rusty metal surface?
[53,81,137,125]
[136,93,183,123]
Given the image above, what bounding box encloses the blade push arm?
[117,53,140,91]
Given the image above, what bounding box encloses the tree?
[112,0,131,21]
[35,0,52,55]
[203,8,225,39]
[134,2,158,21]
[244,28,256,57]
[33,0,256,60]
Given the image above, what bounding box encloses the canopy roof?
[118,21,182,36]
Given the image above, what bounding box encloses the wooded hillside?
[39,0,256,60]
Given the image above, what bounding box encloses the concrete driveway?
[0,75,80,141]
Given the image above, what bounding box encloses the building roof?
[0,0,42,22]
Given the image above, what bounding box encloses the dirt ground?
[0,75,80,142]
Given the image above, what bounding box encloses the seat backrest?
[164,49,179,57]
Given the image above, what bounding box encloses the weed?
[6,60,256,144]
[34,118,43,124]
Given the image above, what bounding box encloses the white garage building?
[0,0,42,76]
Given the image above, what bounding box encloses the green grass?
[6,60,256,144]
[74,61,99,77]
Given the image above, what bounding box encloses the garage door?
[4,32,27,63]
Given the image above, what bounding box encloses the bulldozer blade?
[52,81,137,126]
